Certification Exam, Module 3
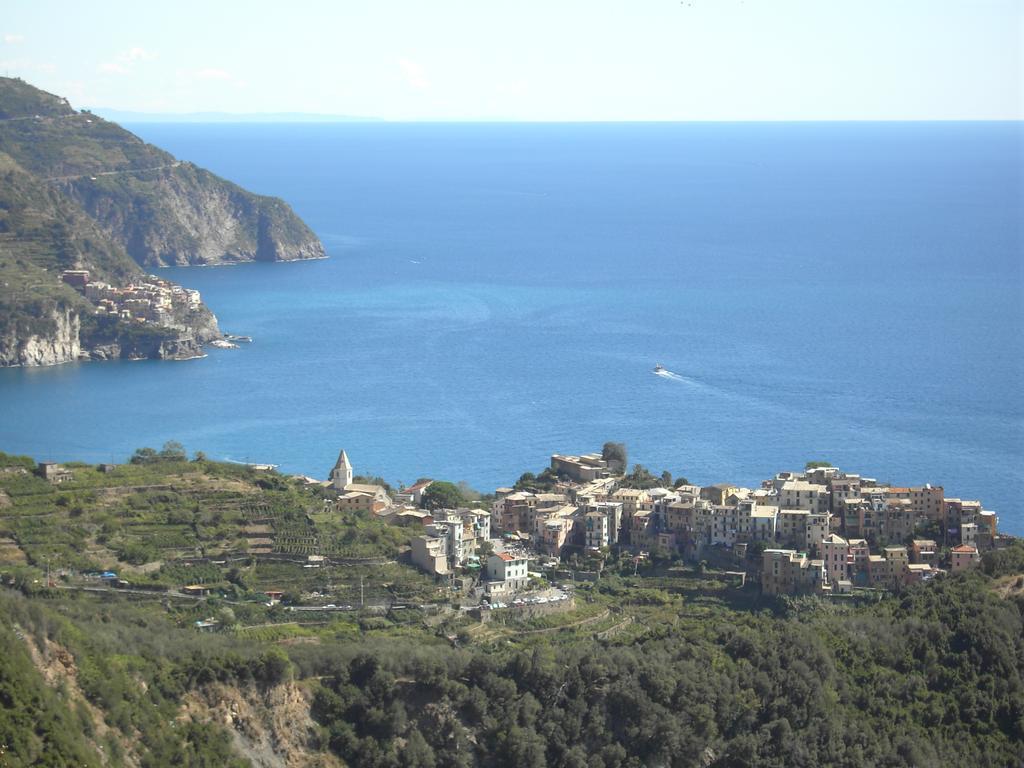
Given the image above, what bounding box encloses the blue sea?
[1,122,1022,533]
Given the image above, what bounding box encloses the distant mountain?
[91,108,381,124]
[0,77,327,366]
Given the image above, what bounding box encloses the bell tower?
[331,449,353,490]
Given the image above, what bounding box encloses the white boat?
[653,363,666,373]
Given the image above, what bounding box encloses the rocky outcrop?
[0,308,81,366]
[0,306,211,366]
[0,77,326,269]
[63,164,326,268]
[0,76,325,366]
[180,681,337,768]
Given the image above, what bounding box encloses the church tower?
[331,449,353,490]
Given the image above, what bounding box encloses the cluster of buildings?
[326,450,524,596]
[762,536,982,596]
[324,449,1006,599]
[61,269,202,325]
[490,457,1002,596]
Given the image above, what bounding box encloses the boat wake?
[654,368,687,382]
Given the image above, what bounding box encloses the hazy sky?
[2,0,1020,120]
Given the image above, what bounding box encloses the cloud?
[98,46,157,76]
[3,34,25,44]
[398,58,431,90]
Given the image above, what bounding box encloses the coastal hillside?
[0,77,325,267]
[0,77,325,366]
[0,147,219,365]
[1,447,1023,766]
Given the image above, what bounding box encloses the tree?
[602,442,628,473]
[159,441,187,461]
[258,647,292,684]
[805,460,832,470]
[130,446,158,464]
[622,464,662,490]
[420,481,464,510]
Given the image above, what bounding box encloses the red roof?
[952,545,978,553]
[497,552,515,562]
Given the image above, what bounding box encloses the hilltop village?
[60,268,202,326]
[320,448,1005,601]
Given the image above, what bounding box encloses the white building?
[330,449,354,490]
[486,552,529,594]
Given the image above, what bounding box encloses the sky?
[1,0,1020,121]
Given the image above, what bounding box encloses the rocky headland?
[0,76,326,366]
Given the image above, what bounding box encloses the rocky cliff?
[0,307,80,367]
[63,164,325,267]
[0,77,326,268]
[0,304,211,367]
[0,76,327,366]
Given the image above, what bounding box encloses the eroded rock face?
[0,308,81,367]
[0,307,211,367]
[0,76,326,367]
[180,681,336,768]
[63,164,326,268]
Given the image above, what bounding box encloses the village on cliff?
[310,448,1005,601]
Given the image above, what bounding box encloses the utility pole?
[360,575,364,608]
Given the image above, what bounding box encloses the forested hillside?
[2,449,1023,766]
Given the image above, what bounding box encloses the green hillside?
[1,447,1023,767]
[0,77,325,269]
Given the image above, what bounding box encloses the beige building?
[881,546,909,589]
[910,540,937,565]
[779,480,830,515]
[550,453,610,483]
[762,549,825,596]
[887,485,944,522]
[37,461,73,484]
[806,512,830,554]
[700,483,741,506]
[612,488,649,532]
[829,477,861,512]
[821,533,850,584]
[951,544,980,572]
[411,535,450,575]
[497,491,537,534]
[777,509,810,547]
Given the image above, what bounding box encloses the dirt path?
[44,161,182,182]
[515,608,611,636]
